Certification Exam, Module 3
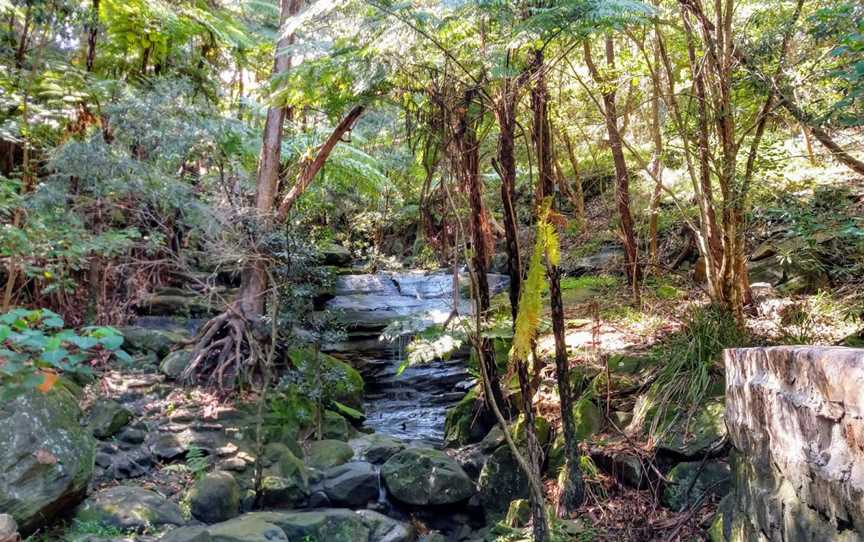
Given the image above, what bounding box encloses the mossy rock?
[248,510,370,542]
[572,399,604,441]
[444,388,491,447]
[478,445,529,518]
[190,471,241,524]
[662,460,731,512]
[320,410,352,441]
[287,348,364,410]
[87,400,133,439]
[657,399,727,458]
[208,515,288,542]
[1,383,96,534]
[74,486,185,532]
[305,440,354,470]
[512,414,552,449]
[381,448,474,506]
[119,326,189,357]
[160,349,193,379]
[259,443,310,507]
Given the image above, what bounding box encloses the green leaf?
[98,334,124,350]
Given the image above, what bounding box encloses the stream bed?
[324,271,507,445]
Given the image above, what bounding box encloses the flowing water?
[324,271,507,446]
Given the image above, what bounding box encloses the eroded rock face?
[723,347,864,542]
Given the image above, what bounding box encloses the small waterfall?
[324,270,507,445]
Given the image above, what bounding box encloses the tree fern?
[512,201,559,360]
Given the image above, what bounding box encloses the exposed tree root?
[180,307,267,390]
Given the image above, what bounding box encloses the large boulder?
[190,471,241,524]
[381,448,474,506]
[75,485,185,532]
[258,444,309,508]
[0,385,95,533]
[305,440,354,471]
[160,349,193,379]
[321,243,353,267]
[322,462,379,507]
[159,526,211,542]
[350,434,405,464]
[443,389,490,447]
[657,398,727,458]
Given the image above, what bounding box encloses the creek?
[323,271,508,446]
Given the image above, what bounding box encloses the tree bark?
[549,261,585,514]
[585,38,641,303]
[236,0,300,318]
[455,90,505,412]
[85,0,99,72]
[530,49,555,204]
[276,104,366,220]
[493,73,523,323]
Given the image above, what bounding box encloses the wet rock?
[661,460,731,512]
[207,515,287,542]
[305,440,354,470]
[249,510,370,542]
[382,447,474,506]
[119,326,189,358]
[88,400,133,438]
[160,350,193,379]
[322,462,378,507]
[159,526,211,542]
[350,434,405,464]
[75,486,185,532]
[0,384,95,533]
[477,445,528,517]
[190,471,241,524]
[355,509,414,542]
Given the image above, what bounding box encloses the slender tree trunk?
[585,39,641,303]
[647,45,664,269]
[560,130,585,223]
[493,76,522,322]
[236,0,299,318]
[516,357,550,541]
[455,90,505,412]
[530,49,555,204]
[85,0,99,72]
[549,260,584,515]
[276,105,366,220]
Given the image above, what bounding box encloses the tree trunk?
[493,80,522,323]
[560,130,585,223]
[530,49,555,204]
[585,38,641,303]
[548,262,585,514]
[276,105,366,220]
[236,0,300,318]
[516,358,551,541]
[85,0,99,72]
[455,90,505,412]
